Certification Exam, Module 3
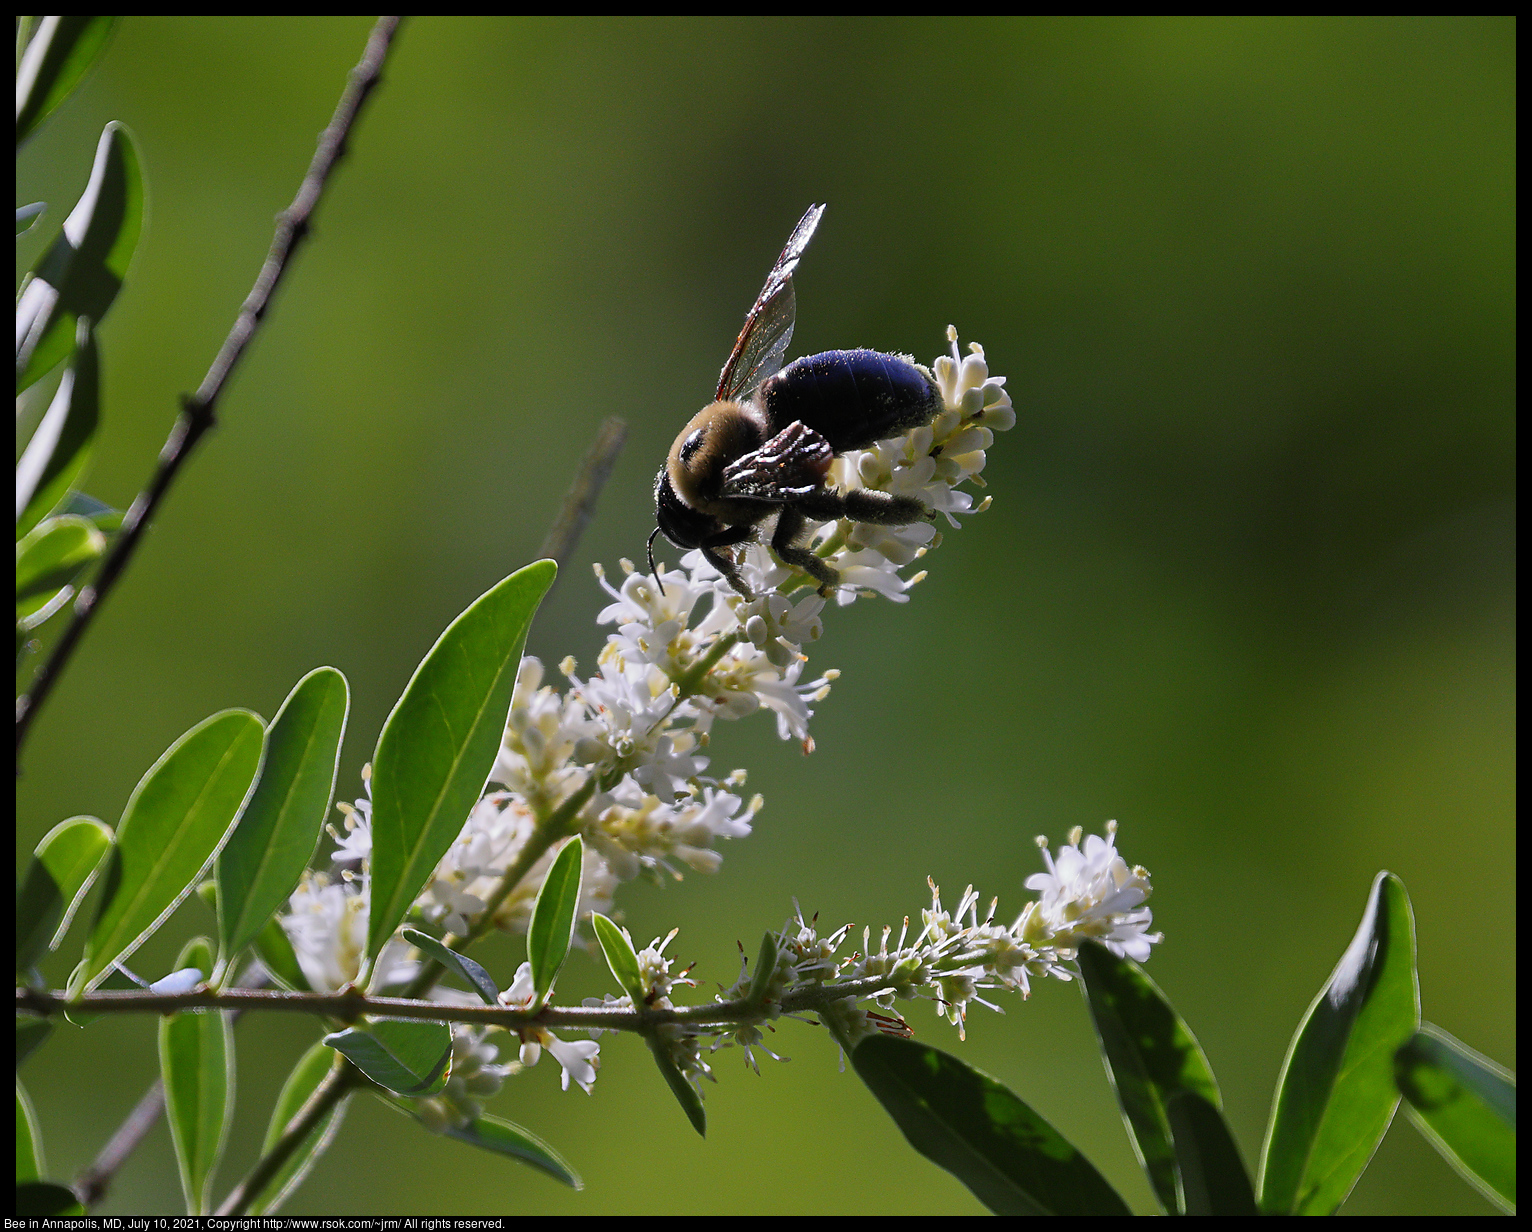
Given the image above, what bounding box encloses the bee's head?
[665,400,765,507]
[653,467,720,552]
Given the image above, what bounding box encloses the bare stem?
[538,415,628,577]
[71,1079,165,1210]
[17,971,898,1032]
[15,15,406,759]
[215,1059,361,1216]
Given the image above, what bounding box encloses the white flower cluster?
[578,928,714,1094]
[731,824,1160,1058]
[413,1027,518,1131]
[276,329,1013,1099]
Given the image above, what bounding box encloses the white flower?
[280,872,413,993]
[498,962,601,1093]
[1024,821,1160,962]
[421,795,617,938]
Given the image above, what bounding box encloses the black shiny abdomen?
[757,348,941,451]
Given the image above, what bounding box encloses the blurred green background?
[16,16,1513,1216]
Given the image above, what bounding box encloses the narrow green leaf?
[16,1080,43,1182]
[16,516,105,612]
[70,710,266,995]
[16,1018,52,1070]
[527,836,583,1003]
[324,1019,452,1097]
[400,928,499,1005]
[61,965,136,1028]
[16,583,73,637]
[17,121,143,392]
[590,913,645,1003]
[646,1034,706,1138]
[16,319,100,539]
[1076,941,1254,1214]
[254,916,312,993]
[378,1093,584,1189]
[15,1181,83,1216]
[15,17,118,145]
[17,203,46,236]
[443,1112,583,1188]
[747,931,781,1005]
[1165,1090,1259,1216]
[1258,872,1420,1214]
[852,1034,1132,1215]
[61,490,121,532]
[216,668,349,975]
[159,938,234,1215]
[15,816,113,973]
[248,1043,350,1215]
[365,561,557,968]
[1396,1024,1515,1212]
[450,1109,588,1189]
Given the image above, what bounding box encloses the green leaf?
[590,912,645,1003]
[443,1112,583,1188]
[16,1080,43,1182]
[159,938,234,1215]
[17,121,143,393]
[248,1043,350,1215]
[14,1180,83,1216]
[1396,1023,1515,1212]
[15,1018,52,1070]
[253,916,312,993]
[1076,941,1255,1214]
[15,17,118,146]
[646,1034,706,1138]
[1258,872,1420,1214]
[15,816,113,974]
[852,1034,1132,1215]
[69,710,266,996]
[216,668,349,977]
[527,836,583,1004]
[400,928,499,1005]
[16,319,100,539]
[62,966,136,1028]
[747,931,780,1005]
[365,561,557,969]
[61,490,121,532]
[16,516,105,621]
[1164,1089,1259,1217]
[324,1019,452,1097]
[17,203,46,236]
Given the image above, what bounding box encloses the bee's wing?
[718,420,834,502]
[715,204,826,402]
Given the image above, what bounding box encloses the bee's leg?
[798,488,931,526]
[770,506,841,595]
[700,527,757,599]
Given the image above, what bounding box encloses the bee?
[650,204,943,599]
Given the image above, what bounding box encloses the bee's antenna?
[646,526,666,596]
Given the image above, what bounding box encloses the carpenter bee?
[650,204,943,599]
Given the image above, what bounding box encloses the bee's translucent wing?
[715,204,825,402]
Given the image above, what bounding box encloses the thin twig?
[67,964,276,1209]
[71,1079,165,1209]
[216,1061,361,1216]
[17,973,892,1031]
[15,15,406,759]
[537,414,628,576]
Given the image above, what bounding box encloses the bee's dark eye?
[679,427,706,463]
